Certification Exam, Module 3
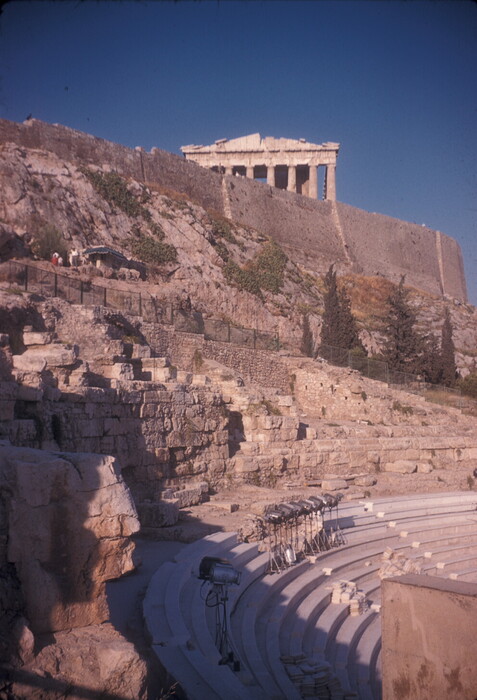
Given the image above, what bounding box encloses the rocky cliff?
[0,132,475,374]
[0,117,468,301]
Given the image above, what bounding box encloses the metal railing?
[1,260,279,351]
[316,342,462,405]
[1,260,462,403]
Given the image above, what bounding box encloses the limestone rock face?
[0,445,139,634]
[11,623,147,700]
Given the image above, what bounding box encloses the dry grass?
[421,386,477,416]
[340,275,396,323]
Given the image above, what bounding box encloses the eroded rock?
[0,446,139,635]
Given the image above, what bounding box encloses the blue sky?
[1,0,476,304]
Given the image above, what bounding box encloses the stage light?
[198,556,241,586]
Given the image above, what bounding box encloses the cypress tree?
[382,277,422,373]
[319,265,342,349]
[419,333,442,384]
[319,265,365,356]
[300,313,314,357]
[440,306,456,386]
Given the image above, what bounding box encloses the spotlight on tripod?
[199,556,241,586]
[198,557,241,671]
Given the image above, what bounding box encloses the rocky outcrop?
[8,624,148,700]
[0,445,139,636]
[0,443,147,698]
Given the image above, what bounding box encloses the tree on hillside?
[300,312,314,357]
[381,276,423,374]
[318,265,366,356]
[418,333,443,384]
[440,306,457,386]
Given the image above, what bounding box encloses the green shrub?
[81,168,149,219]
[392,400,414,416]
[261,399,282,416]
[223,261,263,298]
[254,240,287,293]
[222,239,287,298]
[30,223,68,261]
[214,241,230,262]
[130,234,177,264]
[457,372,477,399]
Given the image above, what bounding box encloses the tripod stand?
[204,583,241,671]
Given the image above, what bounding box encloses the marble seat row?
[144,492,477,699]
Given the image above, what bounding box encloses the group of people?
[50,252,63,266]
[50,249,80,267]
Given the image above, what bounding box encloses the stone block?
[0,400,15,421]
[328,451,349,466]
[17,385,43,401]
[172,482,208,508]
[298,453,320,468]
[277,395,293,407]
[238,441,259,456]
[382,460,418,474]
[140,403,158,419]
[234,456,259,473]
[141,357,168,369]
[384,449,421,462]
[354,475,377,487]
[23,331,52,346]
[137,500,179,527]
[110,363,134,381]
[103,418,126,436]
[416,462,433,473]
[76,420,105,438]
[12,354,47,372]
[348,452,369,469]
[321,478,348,491]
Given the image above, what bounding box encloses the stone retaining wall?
[140,322,292,392]
[1,378,229,499]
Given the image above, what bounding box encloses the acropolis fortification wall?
[0,118,467,301]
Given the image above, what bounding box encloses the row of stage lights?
[261,493,345,573]
[197,493,345,669]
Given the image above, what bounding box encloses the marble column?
[287,165,296,193]
[308,164,318,199]
[225,166,233,176]
[246,166,254,179]
[325,164,336,201]
[267,165,275,187]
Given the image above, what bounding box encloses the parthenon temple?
[181,133,340,201]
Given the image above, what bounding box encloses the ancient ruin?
[181,133,339,201]
[0,118,476,698]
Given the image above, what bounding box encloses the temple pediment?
[181,134,339,154]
